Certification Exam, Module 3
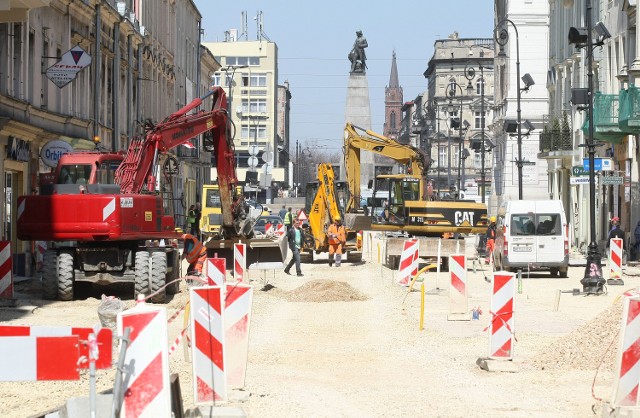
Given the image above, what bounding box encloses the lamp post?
[494,19,525,200]
[568,0,611,293]
[447,80,466,199]
[464,64,491,203]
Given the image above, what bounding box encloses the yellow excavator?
[343,122,488,236]
[301,163,362,263]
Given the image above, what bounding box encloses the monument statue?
[348,30,368,74]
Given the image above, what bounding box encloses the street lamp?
[464,64,492,203]
[446,80,467,200]
[568,2,611,294]
[494,19,535,200]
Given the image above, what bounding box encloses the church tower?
[383,51,403,140]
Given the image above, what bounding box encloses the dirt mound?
[531,296,623,371]
[284,279,369,303]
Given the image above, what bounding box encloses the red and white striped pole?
[611,294,640,408]
[117,299,171,418]
[190,286,227,403]
[224,283,253,389]
[397,239,419,287]
[0,241,13,299]
[448,254,470,321]
[206,257,226,287]
[609,238,624,284]
[233,243,246,283]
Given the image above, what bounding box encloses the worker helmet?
[490,216,496,223]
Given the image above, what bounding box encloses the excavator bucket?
[344,213,372,232]
[205,235,288,271]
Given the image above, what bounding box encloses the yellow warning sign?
[145,211,152,222]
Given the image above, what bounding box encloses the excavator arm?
[344,122,429,212]
[306,163,342,250]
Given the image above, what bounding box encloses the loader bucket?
[344,213,372,231]
[205,235,288,271]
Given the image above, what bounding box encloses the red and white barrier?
[611,295,640,407]
[206,257,226,287]
[397,239,419,286]
[448,254,470,321]
[0,326,112,369]
[610,238,623,280]
[234,243,246,283]
[0,335,80,381]
[275,224,285,236]
[488,272,516,360]
[190,286,227,403]
[225,283,253,388]
[117,301,171,418]
[0,241,13,299]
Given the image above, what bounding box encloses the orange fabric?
[183,233,206,264]
[327,223,346,245]
[486,238,495,255]
[328,243,344,255]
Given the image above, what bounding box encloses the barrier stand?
[397,239,419,287]
[224,283,253,389]
[233,243,246,283]
[608,238,624,286]
[604,294,640,417]
[206,257,226,287]
[448,254,471,321]
[0,241,13,299]
[117,297,171,417]
[476,271,518,372]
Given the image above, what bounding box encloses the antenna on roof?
[254,11,271,42]
[240,11,248,40]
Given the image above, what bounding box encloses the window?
[241,124,267,140]
[510,214,561,236]
[476,78,485,95]
[390,111,396,129]
[474,153,481,169]
[205,188,221,208]
[96,160,121,184]
[225,56,260,66]
[438,145,447,168]
[211,73,222,86]
[242,98,267,113]
[251,74,267,87]
[58,164,93,185]
[474,111,486,129]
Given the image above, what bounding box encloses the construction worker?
[485,216,497,264]
[182,233,207,276]
[283,207,294,231]
[327,215,347,267]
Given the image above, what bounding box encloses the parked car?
[253,215,284,235]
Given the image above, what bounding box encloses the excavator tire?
[150,251,168,303]
[135,251,167,303]
[57,250,75,301]
[347,252,363,263]
[165,250,181,295]
[42,249,58,300]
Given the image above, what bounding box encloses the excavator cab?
[372,174,421,227]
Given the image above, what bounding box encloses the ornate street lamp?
[464,64,491,203]
[446,81,467,199]
[494,19,535,200]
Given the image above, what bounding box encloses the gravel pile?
[282,279,369,303]
[531,297,624,371]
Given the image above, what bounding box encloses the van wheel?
[559,268,568,278]
[550,268,559,277]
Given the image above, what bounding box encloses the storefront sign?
[40,140,73,168]
[46,46,92,88]
[6,136,30,162]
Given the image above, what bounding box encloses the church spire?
[389,50,399,89]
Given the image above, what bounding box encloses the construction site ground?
[1,251,638,418]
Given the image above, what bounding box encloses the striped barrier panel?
[117,301,171,418]
[611,295,640,407]
[234,243,246,283]
[206,257,226,287]
[397,239,419,286]
[488,272,516,360]
[0,326,112,369]
[0,335,80,381]
[225,283,253,389]
[448,254,470,321]
[275,224,285,236]
[0,241,12,299]
[610,238,623,280]
[190,285,227,403]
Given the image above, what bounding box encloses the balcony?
[619,85,640,135]
[581,92,626,144]
[538,112,574,160]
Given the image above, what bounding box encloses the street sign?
[583,157,613,171]
[572,165,589,177]
[163,156,179,175]
[45,46,92,88]
[521,161,536,166]
[602,176,624,185]
[570,176,591,185]
[247,156,258,168]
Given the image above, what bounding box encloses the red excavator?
[17,87,282,302]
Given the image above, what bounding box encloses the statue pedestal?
[342,73,373,198]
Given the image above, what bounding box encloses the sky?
[192,0,494,153]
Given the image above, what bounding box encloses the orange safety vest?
[183,234,207,264]
[327,223,346,245]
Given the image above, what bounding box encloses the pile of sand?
[531,296,624,371]
[279,279,370,303]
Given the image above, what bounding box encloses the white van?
[493,200,569,277]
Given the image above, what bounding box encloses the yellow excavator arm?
[307,163,342,250]
[344,122,429,212]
